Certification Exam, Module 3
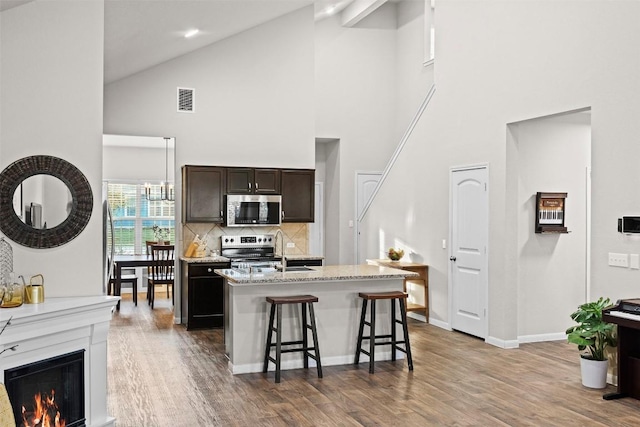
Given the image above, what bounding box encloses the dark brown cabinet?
[285,258,323,267]
[281,169,315,223]
[226,168,280,194]
[182,165,315,224]
[181,261,230,330]
[182,166,225,223]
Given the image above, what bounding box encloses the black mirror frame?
[0,155,93,249]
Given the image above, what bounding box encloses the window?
[424,0,435,66]
[106,182,175,255]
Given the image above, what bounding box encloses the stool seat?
[359,291,407,300]
[263,294,323,383]
[266,295,318,305]
[355,290,413,374]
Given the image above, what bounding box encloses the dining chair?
[145,240,158,303]
[148,244,175,309]
[107,258,140,306]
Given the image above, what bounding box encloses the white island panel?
[219,265,416,375]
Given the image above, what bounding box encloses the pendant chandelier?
[145,137,175,202]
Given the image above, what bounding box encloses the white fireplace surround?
[0,296,119,427]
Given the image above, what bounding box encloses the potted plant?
[152,225,169,245]
[565,297,617,389]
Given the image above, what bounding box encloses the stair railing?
[357,84,436,222]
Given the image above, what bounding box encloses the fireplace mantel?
[1,296,119,427]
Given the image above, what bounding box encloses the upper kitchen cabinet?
[281,169,315,223]
[226,168,281,194]
[183,166,226,223]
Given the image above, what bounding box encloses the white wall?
[104,6,315,173]
[513,111,591,340]
[360,0,640,343]
[315,2,427,264]
[103,136,175,183]
[0,1,104,296]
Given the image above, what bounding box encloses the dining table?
[112,254,154,310]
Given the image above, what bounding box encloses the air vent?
[177,87,194,113]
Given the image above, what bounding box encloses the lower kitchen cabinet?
[181,261,230,330]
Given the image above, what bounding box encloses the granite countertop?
[180,255,230,263]
[215,264,418,285]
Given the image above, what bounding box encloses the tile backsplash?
[181,223,309,256]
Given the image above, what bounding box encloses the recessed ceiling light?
[185,29,199,39]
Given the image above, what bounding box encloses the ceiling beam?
[341,0,388,28]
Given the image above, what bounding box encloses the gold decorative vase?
[24,274,44,304]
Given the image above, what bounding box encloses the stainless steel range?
[221,234,282,271]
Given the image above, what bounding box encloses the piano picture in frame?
[602,298,640,401]
[535,192,568,234]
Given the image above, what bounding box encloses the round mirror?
[14,175,73,229]
[0,155,93,248]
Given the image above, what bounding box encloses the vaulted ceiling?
[1,0,390,84]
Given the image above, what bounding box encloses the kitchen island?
[215,264,418,374]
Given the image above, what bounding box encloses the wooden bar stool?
[263,295,323,383]
[355,291,413,374]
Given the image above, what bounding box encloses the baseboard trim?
[518,332,566,344]
[408,312,427,322]
[228,351,404,375]
[486,336,519,349]
[427,317,451,331]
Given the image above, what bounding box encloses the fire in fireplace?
[4,350,85,427]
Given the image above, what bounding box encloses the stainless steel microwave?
[226,194,282,227]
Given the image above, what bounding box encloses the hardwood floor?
[108,294,640,426]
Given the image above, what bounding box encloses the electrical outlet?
[609,252,629,268]
[631,254,640,269]
[286,242,295,248]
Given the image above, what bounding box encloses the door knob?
[450,256,457,261]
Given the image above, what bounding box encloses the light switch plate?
[631,254,640,269]
[609,252,629,268]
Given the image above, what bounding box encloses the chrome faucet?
[274,229,285,272]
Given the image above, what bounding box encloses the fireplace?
[4,350,85,427]
[1,296,117,427]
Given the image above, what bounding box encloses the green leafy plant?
[566,297,617,361]
[152,225,169,242]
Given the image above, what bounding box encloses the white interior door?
[450,166,488,339]
[355,172,382,264]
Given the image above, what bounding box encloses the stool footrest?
[267,339,304,347]
[279,346,318,354]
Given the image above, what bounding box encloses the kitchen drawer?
[286,258,323,267]
[189,263,227,277]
